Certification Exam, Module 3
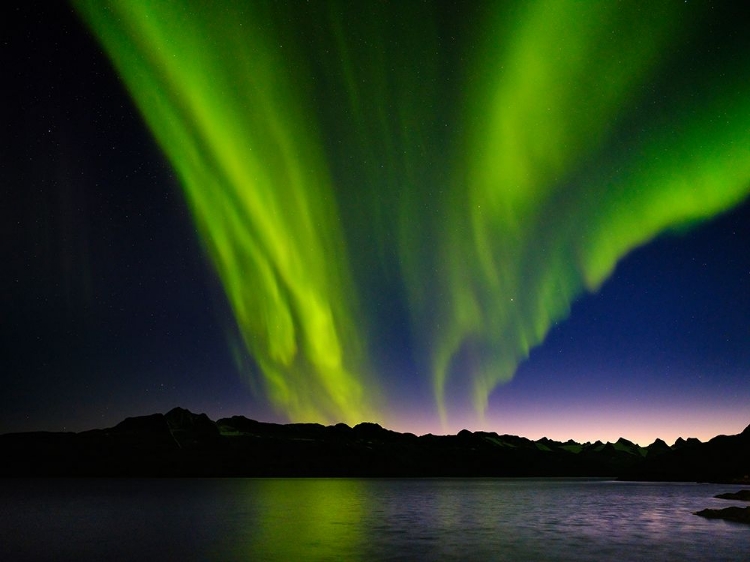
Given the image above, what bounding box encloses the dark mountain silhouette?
[1,408,748,481]
[619,423,750,483]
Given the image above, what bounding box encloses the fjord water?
[1,478,748,561]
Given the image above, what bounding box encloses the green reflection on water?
[231,479,366,561]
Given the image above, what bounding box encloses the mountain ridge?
[2,408,748,481]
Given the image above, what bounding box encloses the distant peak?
[168,406,189,412]
[166,406,193,416]
[354,422,384,431]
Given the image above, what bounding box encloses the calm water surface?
[1,478,748,561]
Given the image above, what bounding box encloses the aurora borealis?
[3,1,750,445]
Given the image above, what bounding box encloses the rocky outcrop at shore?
[694,488,750,525]
[695,506,750,524]
[715,490,750,501]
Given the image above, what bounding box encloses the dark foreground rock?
[1,409,748,479]
[695,506,750,524]
[715,490,750,501]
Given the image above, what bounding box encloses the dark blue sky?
[2,1,748,445]
[478,202,750,444]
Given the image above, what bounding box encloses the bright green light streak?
[75,1,750,428]
[430,1,750,421]
[74,0,379,424]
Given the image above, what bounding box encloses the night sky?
[3,1,749,446]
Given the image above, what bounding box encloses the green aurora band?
[74,1,750,426]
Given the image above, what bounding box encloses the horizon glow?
[74,1,750,429]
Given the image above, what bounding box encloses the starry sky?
[2,1,749,446]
